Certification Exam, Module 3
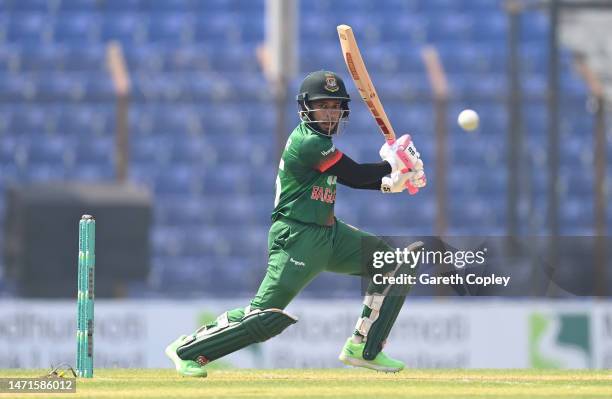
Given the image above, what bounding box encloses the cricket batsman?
[165,71,426,377]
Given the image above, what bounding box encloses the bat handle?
[387,139,419,195]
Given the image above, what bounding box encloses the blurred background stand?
[261,0,298,160]
[3,182,152,298]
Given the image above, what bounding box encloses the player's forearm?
[337,177,383,190]
[328,153,391,189]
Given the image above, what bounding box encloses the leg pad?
[176,308,297,364]
[360,241,423,360]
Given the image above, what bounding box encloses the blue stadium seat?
[427,14,476,42]
[6,13,48,42]
[26,164,69,181]
[239,16,263,41]
[18,44,64,71]
[145,0,196,12]
[53,104,112,136]
[300,42,345,74]
[161,256,215,292]
[53,13,97,43]
[164,44,209,71]
[206,198,270,227]
[124,44,166,71]
[147,13,195,44]
[560,165,595,196]
[131,135,172,165]
[386,102,434,135]
[205,195,273,226]
[0,135,19,165]
[561,74,588,98]
[0,44,18,72]
[300,14,338,42]
[62,44,106,70]
[448,198,498,228]
[194,12,241,43]
[153,165,198,195]
[66,163,115,180]
[224,73,270,101]
[358,194,435,228]
[92,0,142,11]
[0,108,8,135]
[523,75,546,98]
[377,14,427,43]
[201,164,274,195]
[198,104,248,134]
[167,137,206,165]
[223,226,267,256]
[182,73,221,101]
[521,11,549,39]
[560,196,594,231]
[0,74,35,101]
[177,227,223,257]
[56,0,103,11]
[451,73,507,99]
[472,12,506,42]
[420,0,462,12]
[27,136,73,165]
[30,72,89,101]
[74,136,113,165]
[155,196,200,226]
[4,0,51,11]
[8,106,47,134]
[100,13,144,44]
[439,43,506,74]
[207,44,259,72]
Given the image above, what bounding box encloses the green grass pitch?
[1,369,611,398]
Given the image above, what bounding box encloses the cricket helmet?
[296,70,350,135]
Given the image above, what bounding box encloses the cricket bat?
[337,24,419,194]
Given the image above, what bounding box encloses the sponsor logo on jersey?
[311,185,336,204]
[324,73,339,92]
[321,144,336,156]
[289,257,306,267]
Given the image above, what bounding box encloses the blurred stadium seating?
[0,0,597,296]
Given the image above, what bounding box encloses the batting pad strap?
[177,308,298,363]
[357,294,386,337]
[216,312,230,328]
[355,317,373,337]
[363,294,384,309]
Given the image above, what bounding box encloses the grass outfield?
[0,369,611,399]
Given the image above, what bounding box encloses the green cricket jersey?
[271,122,343,226]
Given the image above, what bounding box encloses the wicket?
[76,214,95,378]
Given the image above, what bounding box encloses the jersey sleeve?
[298,134,343,173]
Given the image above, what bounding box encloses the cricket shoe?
[165,335,208,378]
[338,337,405,373]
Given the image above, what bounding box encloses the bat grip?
[395,148,419,195]
[387,137,419,195]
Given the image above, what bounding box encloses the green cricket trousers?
[222,216,392,322]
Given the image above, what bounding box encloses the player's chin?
[319,122,338,133]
